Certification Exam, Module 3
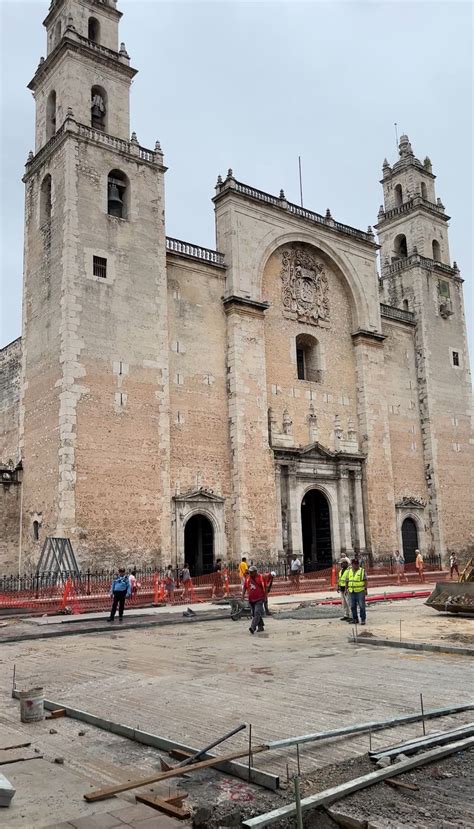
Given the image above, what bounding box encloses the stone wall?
[0,338,21,465]
[0,482,21,573]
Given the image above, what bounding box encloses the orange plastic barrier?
[330,564,337,589]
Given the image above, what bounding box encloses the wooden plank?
[0,742,31,752]
[242,736,474,826]
[47,709,66,719]
[84,744,267,802]
[135,793,190,819]
[384,778,419,792]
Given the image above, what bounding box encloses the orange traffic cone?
[153,573,159,604]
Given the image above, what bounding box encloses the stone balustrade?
[380,303,415,324]
[25,119,161,176]
[166,237,225,266]
[381,253,459,278]
[379,196,446,222]
[218,178,374,244]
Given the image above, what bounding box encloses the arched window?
[403,298,409,311]
[46,90,57,140]
[88,17,100,43]
[432,239,441,261]
[40,175,52,226]
[394,183,403,207]
[296,334,321,382]
[394,233,408,258]
[107,169,129,219]
[420,181,427,199]
[91,85,107,131]
[33,520,40,541]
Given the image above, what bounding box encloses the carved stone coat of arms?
[280,247,330,326]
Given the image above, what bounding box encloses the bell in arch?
[107,182,123,217]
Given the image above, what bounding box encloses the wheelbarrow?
[230,598,253,621]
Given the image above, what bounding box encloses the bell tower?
[20,0,171,567]
[376,136,473,559]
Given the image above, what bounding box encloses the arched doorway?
[184,514,214,576]
[401,517,418,563]
[301,490,332,572]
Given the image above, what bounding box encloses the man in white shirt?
[290,555,302,590]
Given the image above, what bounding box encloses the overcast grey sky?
[1,0,472,358]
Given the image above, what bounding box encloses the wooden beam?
[242,736,474,826]
[84,745,267,802]
[135,793,190,819]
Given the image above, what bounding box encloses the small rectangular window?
[93,255,107,279]
[296,348,305,380]
[452,351,460,367]
[439,280,450,298]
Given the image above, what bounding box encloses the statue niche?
[280,246,330,326]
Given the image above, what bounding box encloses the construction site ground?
[0,591,472,828]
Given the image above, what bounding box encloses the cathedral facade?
[0,0,472,574]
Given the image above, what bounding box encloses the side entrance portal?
[184,514,214,576]
[401,516,418,564]
[301,489,332,572]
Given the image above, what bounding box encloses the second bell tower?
[20,0,171,567]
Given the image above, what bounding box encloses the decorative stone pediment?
[300,442,336,460]
[396,496,426,509]
[280,246,330,326]
[173,487,224,504]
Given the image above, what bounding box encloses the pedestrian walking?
[129,568,138,596]
[211,558,223,598]
[290,555,302,590]
[338,559,351,621]
[450,553,459,580]
[181,563,192,599]
[394,550,408,584]
[107,567,131,622]
[347,557,368,625]
[164,565,175,602]
[242,565,268,634]
[238,556,249,588]
[264,570,276,616]
[415,549,425,583]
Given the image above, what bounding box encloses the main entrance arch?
[401,516,418,563]
[184,514,214,576]
[301,489,333,572]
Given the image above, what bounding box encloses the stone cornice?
[380,254,462,282]
[375,196,450,228]
[44,0,122,28]
[23,117,165,181]
[28,30,136,91]
[214,174,377,249]
[351,329,386,346]
[223,295,270,317]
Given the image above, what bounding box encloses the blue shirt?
[111,575,130,596]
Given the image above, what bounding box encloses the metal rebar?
[294,776,303,829]
[296,742,301,776]
[265,703,474,750]
[178,722,246,767]
[248,724,252,782]
[400,619,402,643]
[420,693,426,736]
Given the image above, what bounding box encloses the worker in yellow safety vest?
[337,559,351,621]
[347,557,368,625]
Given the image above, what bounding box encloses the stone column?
[274,465,284,558]
[353,468,366,552]
[287,465,302,557]
[337,465,352,556]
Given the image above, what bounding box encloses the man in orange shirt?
[242,565,268,635]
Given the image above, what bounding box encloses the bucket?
[19,687,44,723]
